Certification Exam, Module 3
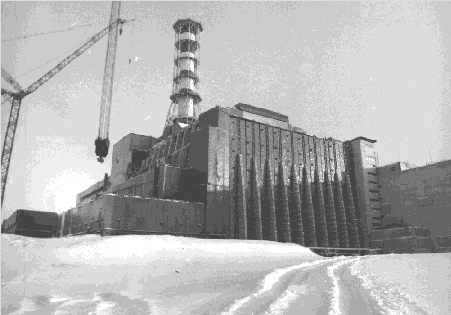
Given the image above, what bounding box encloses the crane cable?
[129,20,135,64]
[1,23,98,43]
[14,31,100,79]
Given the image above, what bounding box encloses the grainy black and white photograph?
[1,1,450,314]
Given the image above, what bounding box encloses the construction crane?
[95,1,121,163]
[1,3,130,207]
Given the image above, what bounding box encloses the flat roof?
[234,103,289,122]
[350,136,377,143]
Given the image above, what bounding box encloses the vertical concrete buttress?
[262,158,278,241]
[276,161,292,243]
[333,172,350,248]
[289,163,305,246]
[249,157,263,240]
[344,173,360,248]
[313,168,329,247]
[301,167,317,246]
[357,217,370,248]
[234,154,247,239]
[324,166,339,247]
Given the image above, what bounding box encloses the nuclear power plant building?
[68,99,381,251]
[13,18,444,256]
[64,18,387,251]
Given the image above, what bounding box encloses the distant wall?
[378,160,451,238]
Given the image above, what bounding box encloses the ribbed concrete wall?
[130,105,364,248]
[226,107,359,248]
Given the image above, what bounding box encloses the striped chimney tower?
[164,18,203,133]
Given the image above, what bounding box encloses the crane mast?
[1,6,129,207]
[95,1,121,163]
[1,91,22,208]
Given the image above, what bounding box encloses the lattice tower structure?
[165,18,203,128]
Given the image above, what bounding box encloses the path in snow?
[2,234,450,314]
[220,253,450,315]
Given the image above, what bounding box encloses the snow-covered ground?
[2,234,450,314]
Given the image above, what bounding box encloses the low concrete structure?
[2,209,59,238]
[372,226,434,254]
[383,235,434,254]
[61,194,207,238]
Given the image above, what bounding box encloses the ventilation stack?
[163,18,203,137]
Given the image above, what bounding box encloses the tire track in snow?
[326,256,363,315]
[262,256,363,315]
[350,258,436,315]
[260,287,303,315]
[220,255,353,315]
[3,293,162,315]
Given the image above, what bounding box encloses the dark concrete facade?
[377,159,451,239]
[366,159,451,254]
[119,104,372,248]
[70,103,385,250]
[60,194,205,237]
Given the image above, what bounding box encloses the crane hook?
[95,137,110,163]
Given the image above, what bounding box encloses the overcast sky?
[1,1,450,219]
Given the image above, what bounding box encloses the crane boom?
[1,88,15,98]
[1,14,130,207]
[1,67,23,92]
[23,18,127,97]
[95,1,122,163]
[1,89,15,106]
